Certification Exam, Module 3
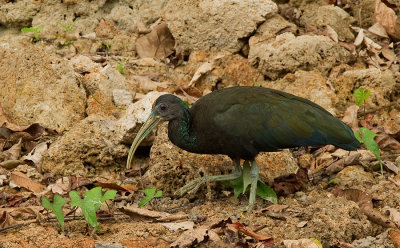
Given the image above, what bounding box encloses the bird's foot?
[177,176,208,195]
[177,170,243,196]
[246,161,259,213]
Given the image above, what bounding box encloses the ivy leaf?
[42,195,67,231]
[69,187,116,231]
[352,87,370,106]
[138,188,163,208]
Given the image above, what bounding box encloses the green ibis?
[126,86,360,210]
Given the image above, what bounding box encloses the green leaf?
[242,161,252,194]
[69,190,83,207]
[138,188,163,208]
[310,238,323,248]
[354,127,383,173]
[42,195,67,231]
[352,87,370,106]
[356,127,381,160]
[256,180,278,204]
[222,177,243,199]
[222,174,278,204]
[21,26,43,40]
[117,61,124,74]
[68,187,116,231]
[353,130,362,143]
[21,27,34,33]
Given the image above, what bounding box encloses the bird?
[126,86,360,211]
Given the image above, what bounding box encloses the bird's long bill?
[126,110,162,169]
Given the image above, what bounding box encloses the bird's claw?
[177,177,207,196]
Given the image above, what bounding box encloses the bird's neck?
[168,105,197,151]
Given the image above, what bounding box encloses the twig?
[388,177,400,187]
[153,237,173,246]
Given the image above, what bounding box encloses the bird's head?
[126,94,188,169]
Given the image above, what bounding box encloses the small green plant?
[103,43,112,51]
[21,26,43,41]
[138,188,162,208]
[352,87,370,114]
[354,127,383,173]
[58,18,79,33]
[117,60,125,74]
[222,161,277,204]
[42,194,67,231]
[352,87,383,173]
[69,187,116,231]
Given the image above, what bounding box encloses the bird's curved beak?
[126,109,162,169]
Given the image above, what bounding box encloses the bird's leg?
[246,160,259,212]
[177,158,242,195]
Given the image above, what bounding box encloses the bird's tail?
[336,138,361,151]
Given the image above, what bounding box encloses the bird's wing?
[212,91,354,151]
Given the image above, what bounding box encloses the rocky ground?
[0,0,400,247]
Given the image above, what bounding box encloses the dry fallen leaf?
[136,22,175,59]
[187,54,226,88]
[21,141,50,171]
[368,22,389,38]
[389,229,400,248]
[332,188,396,228]
[383,207,400,228]
[10,171,45,193]
[0,210,15,229]
[273,168,309,195]
[325,25,338,43]
[383,161,399,175]
[120,204,187,221]
[232,222,274,244]
[0,159,24,169]
[374,0,400,40]
[354,29,364,46]
[283,239,321,248]
[170,227,221,248]
[342,105,359,130]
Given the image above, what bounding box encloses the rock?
[249,33,354,80]
[255,14,298,39]
[336,166,375,189]
[82,65,134,116]
[117,91,166,145]
[113,89,133,107]
[263,70,338,115]
[31,1,106,40]
[42,91,165,175]
[348,0,376,28]
[300,5,355,42]
[163,0,278,53]
[0,1,40,27]
[95,19,120,39]
[329,67,397,112]
[172,52,263,93]
[256,150,298,184]
[41,115,127,175]
[0,39,86,132]
[69,54,101,74]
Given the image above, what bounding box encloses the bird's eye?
[159,103,167,111]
